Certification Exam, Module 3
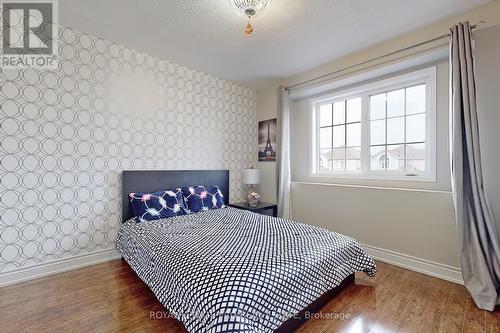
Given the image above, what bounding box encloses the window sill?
[293,181,451,194]
[309,172,436,183]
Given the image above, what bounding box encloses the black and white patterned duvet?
[116,207,376,333]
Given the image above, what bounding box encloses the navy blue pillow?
[181,185,226,213]
[129,188,186,222]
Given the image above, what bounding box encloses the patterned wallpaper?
[0,27,257,273]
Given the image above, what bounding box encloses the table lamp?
[242,168,260,207]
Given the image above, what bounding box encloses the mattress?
[116,207,376,332]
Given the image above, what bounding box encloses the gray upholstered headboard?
[121,170,230,222]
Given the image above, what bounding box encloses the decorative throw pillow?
[129,188,186,222]
[181,185,226,213]
[207,185,225,209]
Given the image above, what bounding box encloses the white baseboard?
[362,243,464,285]
[0,244,463,288]
[0,248,121,287]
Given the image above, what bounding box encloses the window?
[318,97,361,173]
[312,67,436,181]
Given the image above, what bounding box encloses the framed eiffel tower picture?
[258,118,277,161]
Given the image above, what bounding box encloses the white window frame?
[310,67,437,182]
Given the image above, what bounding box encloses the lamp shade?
[242,168,260,185]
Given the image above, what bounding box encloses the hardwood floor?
[0,260,499,332]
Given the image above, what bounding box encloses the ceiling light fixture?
[231,0,269,37]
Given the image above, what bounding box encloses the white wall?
[475,25,500,241]
[0,26,257,278]
[256,1,500,271]
[291,183,458,266]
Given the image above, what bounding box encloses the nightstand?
[229,202,278,217]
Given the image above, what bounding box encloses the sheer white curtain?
[450,22,500,311]
[277,87,291,218]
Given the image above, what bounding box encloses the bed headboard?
[121,170,230,222]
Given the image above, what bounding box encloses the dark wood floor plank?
[321,285,373,332]
[324,263,395,332]
[327,266,406,333]
[296,283,363,333]
[485,309,500,333]
[412,279,452,333]
[464,296,487,333]
[0,259,499,333]
[439,289,469,333]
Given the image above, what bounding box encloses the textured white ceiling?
[59,0,492,89]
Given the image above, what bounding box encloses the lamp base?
[247,197,259,207]
[246,185,260,207]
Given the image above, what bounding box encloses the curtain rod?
[287,22,483,90]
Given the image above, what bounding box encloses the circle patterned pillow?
[129,188,187,222]
[181,185,226,213]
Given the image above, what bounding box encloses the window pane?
[387,144,405,171]
[346,122,361,147]
[319,103,332,127]
[347,97,361,122]
[370,119,385,145]
[406,84,426,115]
[332,148,345,172]
[319,149,333,172]
[370,146,385,171]
[370,93,385,120]
[319,127,332,149]
[332,125,345,148]
[387,89,405,118]
[333,101,345,125]
[387,116,404,144]
[406,113,426,142]
[346,146,361,172]
[406,143,426,172]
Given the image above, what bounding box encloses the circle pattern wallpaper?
[0,26,257,273]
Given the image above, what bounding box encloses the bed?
[116,170,376,332]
